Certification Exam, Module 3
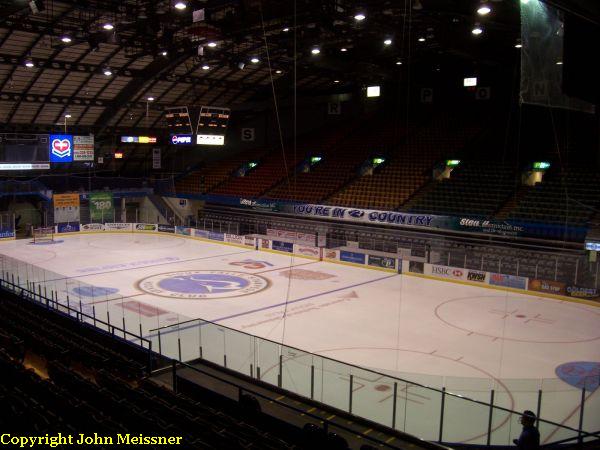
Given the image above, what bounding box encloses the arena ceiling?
[0,0,525,134]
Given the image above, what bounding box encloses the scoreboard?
[196,106,230,146]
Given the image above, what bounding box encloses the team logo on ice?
[138,270,269,299]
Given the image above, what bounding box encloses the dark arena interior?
[1,0,600,449]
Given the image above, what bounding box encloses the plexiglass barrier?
[0,253,598,446]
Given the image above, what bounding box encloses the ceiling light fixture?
[311,47,321,55]
[103,23,114,30]
[396,61,403,65]
[384,38,392,45]
[472,25,483,35]
[202,65,210,70]
[515,42,522,48]
[354,13,366,21]
[25,60,35,68]
[334,80,340,83]
[147,96,155,101]
[477,5,491,15]
[275,69,282,74]
[103,68,112,76]
[418,37,426,42]
[340,47,348,52]
[174,2,186,10]
[61,35,72,43]
[250,57,259,63]
[207,41,217,48]
[282,27,290,32]
[161,50,168,56]
[556,61,563,65]
[64,114,72,118]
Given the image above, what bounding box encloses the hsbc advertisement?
[170,134,193,145]
[49,134,73,163]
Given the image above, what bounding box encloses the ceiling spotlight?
[202,65,210,70]
[340,47,348,52]
[207,41,217,48]
[174,1,186,10]
[103,23,114,31]
[556,61,563,65]
[477,5,491,15]
[384,38,392,45]
[472,25,483,35]
[354,13,366,21]
[147,96,155,101]
[395,61,403,65]
[25,60,35,68]
[64,114,72,118]
[282,27,290,32]
[103,68,112,76]
[275,69,282,74]
[61,35,72,43]
[311,47,321,55]
[418,37,426,42]
[514,40,522,48]
[250,57,259,63]
[161,50,168,56]
[334,80,340,83]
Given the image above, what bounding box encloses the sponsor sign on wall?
[175,226,192,236]
[339,250,366,265]
[430,265,464,280]
[194,229,208,238]
[225,234,244,245]
[57,223,80,233]
[49,134,73,163]
[529,279,566,295]
[566,286,599,299]
[368,255,396,270]
[152,148,161,169]
[73,135,94,161]
[53,193,80,223]
[158,224,175,233]
[489,273,527,290]
[324,249,338,260]
[0,228,16,239]
[293,244,321,259]
[244,236,256,247]
[135,223,158,232]
[266,228,316,246]
[105,223,132,232]
[89,192,114,222]
[467,270,487,283]
[170,134,193,145]
[260,238,270,249]
[81,223,104,231]
[272,240,294,253]
[208,231,225,241]
[409,261,424,274]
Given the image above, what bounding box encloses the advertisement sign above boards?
[49,134,73,163]
[170,134,193,145]
[89,192,114,222]
[73,135,94,161]
[120,136,157,144]
[53,193,80,223]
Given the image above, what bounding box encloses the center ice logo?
[138,270,269,299]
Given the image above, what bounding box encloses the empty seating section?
[507,168,600,226]
[210,127,349,198]
[327,116,478,210]
[265,119,406,203]
[0,294,296,449]
[175,151,263,195]
[407,162,515,218]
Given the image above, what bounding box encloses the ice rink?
[1,232,599,442]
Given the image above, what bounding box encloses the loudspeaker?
[29,0,45,13]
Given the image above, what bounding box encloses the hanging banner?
[53,193,80,223]
[89,192,114,222]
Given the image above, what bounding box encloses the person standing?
[513,410,540,450]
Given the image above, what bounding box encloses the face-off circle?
[138,270,269,299]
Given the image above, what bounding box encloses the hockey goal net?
[32,227,54,243]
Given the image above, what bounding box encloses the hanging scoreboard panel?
[196,106,230,146]
[164,106,193,134]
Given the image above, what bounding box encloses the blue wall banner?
[272,240,293,252]
[340,250,366,265]
[208,231,225,241]
[57,223,80,233]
